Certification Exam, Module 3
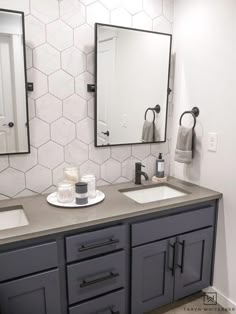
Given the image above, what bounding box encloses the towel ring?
[144,104,161,123]
[179,107,200,129]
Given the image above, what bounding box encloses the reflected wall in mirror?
[95,23,172,147]
[0,9,30,155]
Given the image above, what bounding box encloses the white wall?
[171,0,236,307]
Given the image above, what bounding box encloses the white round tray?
[47,190,105,208]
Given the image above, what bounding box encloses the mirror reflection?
[96,24,172,146]
[0,9,29,155]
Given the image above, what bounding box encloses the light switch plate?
[208,132,218,152]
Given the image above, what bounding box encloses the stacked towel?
[142,121,160,142]
[175,126,193,164]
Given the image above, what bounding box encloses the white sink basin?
[0,207,29,231]
[121,185,187,204]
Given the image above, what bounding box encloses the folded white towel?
[175,126,193,164]
[142,121,160,142]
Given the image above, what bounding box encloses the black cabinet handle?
[167,241,175,276]
[177,240,185,273]
[95,309,120,314]
[78,239,119,252]
[80,272,119,288]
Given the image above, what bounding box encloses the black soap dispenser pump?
[156,153,165,178]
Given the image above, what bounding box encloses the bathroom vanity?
[0,178,221,314]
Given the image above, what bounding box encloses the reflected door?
[0,34,16,153]
[97,38,116,145]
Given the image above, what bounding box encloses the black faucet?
[135,162,149,185]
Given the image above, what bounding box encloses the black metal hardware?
[102,130,110,137]
[168,87,172,95]
[167,241,175,276]
[135,162,149,185]
[144,104,161,122]
[27,82,34,92]
[177,240,185,273]
[87,84,96,92]
[179,106,200,129]
[2,122,14,128]
[78,239,119,252]
[80,272,119,288]
[96,308,120,314]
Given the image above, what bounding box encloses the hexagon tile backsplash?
[0,0,174,199]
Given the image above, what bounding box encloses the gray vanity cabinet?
[174,227,214,300]
[0,270,61,314]
[132,238,175,314]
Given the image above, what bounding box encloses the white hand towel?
[175,126,193,164]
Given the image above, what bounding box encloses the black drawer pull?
[80,272,119,288]
[78,239,119,252]
[167,241,175,276]
[177,240,185,273]
[96,308,120,314]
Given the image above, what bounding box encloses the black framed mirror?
[0,9,30,155]
[95,23,172,147]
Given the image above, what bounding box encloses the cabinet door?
[174,227,214,300]
[0,270,62,314]
[132,238,175,314]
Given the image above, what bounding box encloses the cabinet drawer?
[132,206,215,246]
[67,251,126,304]
[66,225,126,262]
[69,289,126,314]
[0,242,58,282]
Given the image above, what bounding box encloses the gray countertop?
[0,177,222,245]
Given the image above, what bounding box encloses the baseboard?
[204,287,236,310]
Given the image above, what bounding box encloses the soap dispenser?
[156,153,165,178]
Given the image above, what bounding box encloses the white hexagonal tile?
[132,144,151,160]
[27,68,48,100]
[29,118,50,148]
[49,70,74,100]
[74,24,94,54]
[80,160,100,179]
[26,165,52,193]
[60,0,85,28]
[16,189,37,198]
[100,0,122,10]
[113,177,129,184]
[62,47,86,77]
[80,0,96,5]
[88,98,94,119]
[87,52,94,75]
[0,0,30,14]
[97,179,109,187]
[133,12,152,31]
[163,0,174,22]
[86,2,109,27]
[111,146,131,162]
[38,141,64,169]
[75,72,94,100]
[52,162,70,185]
[153,16,172,33]
[47,20,73,51]
[42,185,57,194]
[76,117,94,144]
[51,117,75,146]
[122,156,140,180]
[36,94,62,124]
[101,159,121,183]
[142,154,156,178]
[123,0,142,14]
[111,8,132,27]
[33,44,60,75]
[31,0,59,24]
[28,97,35,120]
[89,144,110,164]
[0,194,9,200]
[143,0,162,19]
[25,15,46,48]
[0,168,25,197]
[151,142,169,157]
[26,46,32,69]
[9,147,37,172]
[63,94,87,123]
[65,139,88,165]
[0,156,9,172]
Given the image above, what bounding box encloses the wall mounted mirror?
[0,9,30,155]
[95,23,172,147]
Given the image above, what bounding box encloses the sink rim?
[0,205,29,231]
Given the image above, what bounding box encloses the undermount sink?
[120,184,188,204]
[0,206,29,231]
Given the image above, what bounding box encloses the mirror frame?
[94,23,172,147]
[0,8,30,156]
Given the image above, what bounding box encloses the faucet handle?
[141,164,145,168]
